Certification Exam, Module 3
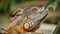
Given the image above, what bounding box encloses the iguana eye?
[30,7,40,13]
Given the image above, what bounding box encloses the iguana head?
[1,6,48,34]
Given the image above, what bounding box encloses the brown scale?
[3,7,48,34]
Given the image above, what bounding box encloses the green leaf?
[45,0,59,11]
[53,20,60,34]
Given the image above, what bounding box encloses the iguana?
[2,0,59,34]
[2,6,48,34]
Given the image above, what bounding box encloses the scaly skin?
[3,7,48,34]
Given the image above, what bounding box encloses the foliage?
[53,20,60,34]
[45,0,60,11]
